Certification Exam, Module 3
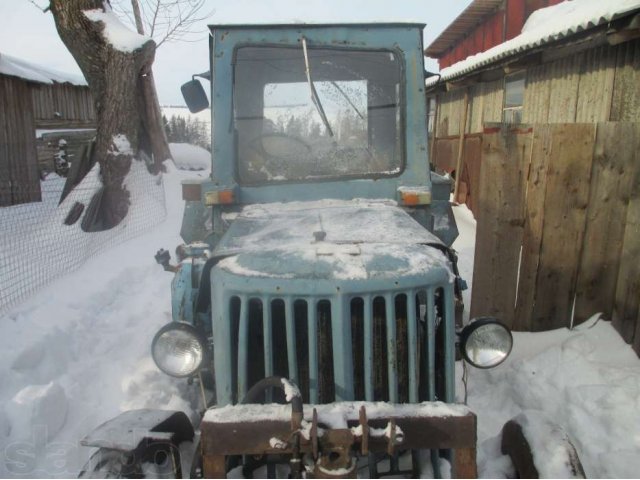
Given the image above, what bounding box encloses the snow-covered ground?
[0,154,639,477]
[0,159,206,477]
[169,143,210,171]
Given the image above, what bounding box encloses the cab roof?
[208,22,426,31]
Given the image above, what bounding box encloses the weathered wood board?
[530,123,596,330]
[461,136,483,214]
[513,125,551,331]
[612,141,640,346]
[0,75,41,206]
[575,123,639,324]
[470,126,530,328]
[433,137,459,173]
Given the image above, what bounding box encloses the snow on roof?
[0,52,87,86]
[426,0,640,87]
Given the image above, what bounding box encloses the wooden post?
[429,95,440,170]
[453,89,469,202]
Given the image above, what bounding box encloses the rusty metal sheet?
[201,402,477,456]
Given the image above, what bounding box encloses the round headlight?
[460,317,513,369]
[151,322,207,377]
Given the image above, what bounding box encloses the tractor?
[78,23,530,478]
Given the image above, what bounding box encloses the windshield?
[233,45,404,184]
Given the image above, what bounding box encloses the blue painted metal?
[284,297,298,385]
[212,288,233,405]
[363,295,374,401]
[307,299,319,404]
[179,23,460,248]
[170,25,464,420]
[406,290,418,403]
[170,262,192,323]
[332,295,354,401]
[426,289,436,401]
[210,264,453,406]
[384,293,398,403]
[262,295,273,403]
[237,295,249,400]
[209,25,429,195]
[443,284,456,404]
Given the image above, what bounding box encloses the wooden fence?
[470,123,640,355]
[433,134,482,213]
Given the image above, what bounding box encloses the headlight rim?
[460,316,513,369]
[151,321,208,378]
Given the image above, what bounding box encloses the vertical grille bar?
[406,290,418,403]
[443,284,455,403]
[214,290,233,406]
[384,293,398,403]
[331,296,354,401]
[262,296,273,378]
[262,296,273,403]
[363,294,374,401]
[284,296,298,385]
[307,297,319,404]
[426,288,436,401]
[237,295,249,401]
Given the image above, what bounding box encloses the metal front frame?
[200,401,477,478]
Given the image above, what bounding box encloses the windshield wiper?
[301,37,334,137]
[331,81,365,120]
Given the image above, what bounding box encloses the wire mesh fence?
[0,158,166,316]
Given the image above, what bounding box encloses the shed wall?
[31,83,96,129]
[433,38,640,136]
[0,75,41,206]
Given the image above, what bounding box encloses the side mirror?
[459,317,513,369]
[181,79,209,113]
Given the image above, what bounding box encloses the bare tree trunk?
[50,0,167,228]
[130,0,173,167]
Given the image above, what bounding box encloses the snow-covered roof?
[426,0,640,87]
[0,52,87,86]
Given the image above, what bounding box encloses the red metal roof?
[425,0,504,58]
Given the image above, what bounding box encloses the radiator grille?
[212,275,456,406]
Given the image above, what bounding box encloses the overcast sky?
[0,0,472,105]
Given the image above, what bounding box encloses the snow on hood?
[214,199,453,282]
[0,52,87,86]
[426,0,640,86]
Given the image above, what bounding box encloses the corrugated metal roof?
[426,0,640,87]
[424,0,503,58]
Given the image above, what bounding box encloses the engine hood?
[212,199,453,282]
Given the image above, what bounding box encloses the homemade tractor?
[78,23,583,478]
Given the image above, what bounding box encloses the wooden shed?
[425,0,640,206]
[424,0,640,353]
[0,53,95,206]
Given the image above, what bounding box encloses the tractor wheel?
[501,412,586,479]
[78,444,181,479]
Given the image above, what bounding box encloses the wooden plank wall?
[471,123,640,355]
[0,75,41,206]
[432,135,483,214]
[433,39,640,134]
[470,126,530,323]
[31,83,96,129]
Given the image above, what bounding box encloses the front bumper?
[200,401,477,478]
